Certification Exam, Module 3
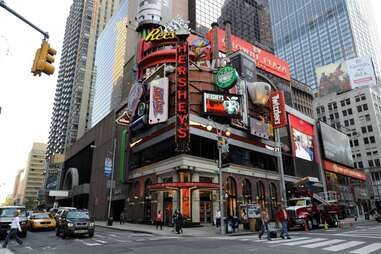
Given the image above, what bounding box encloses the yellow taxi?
[29,213,56,231]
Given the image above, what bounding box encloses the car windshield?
[288,199,306,207]
[0,208,27,217]
[32,214,50,219]
[67,211,89,219]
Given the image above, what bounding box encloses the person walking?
[156,210,163,230]
[120,209,125,225]
[215,210,221,228]
[172,210,178,233]
[259,209,271,241]
[276,204,291,239]
[2,210,23,248]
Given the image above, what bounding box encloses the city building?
[20,143,47,206]
[47,0,122,159]
[290,79,314,118]
[314,85,381,209]
[188,0,273,50]
[270,0,381,90]
[369,167,381,209]
[91,1,129,127]
[11,169,24,205]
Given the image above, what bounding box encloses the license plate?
[75,230,87,234]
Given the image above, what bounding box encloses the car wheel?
[88,232,94,238]
[306,218,313,230]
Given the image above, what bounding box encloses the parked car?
[56,209,94,238]
[29,213,56,231]
[0,206,28,239]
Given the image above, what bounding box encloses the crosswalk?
[213,234,381,253]
[335,226,381,239]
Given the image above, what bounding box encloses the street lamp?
[206,117,231,234]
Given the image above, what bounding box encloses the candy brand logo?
[272,94,281,125]
[145,28,176,41]
[152,87,164,117]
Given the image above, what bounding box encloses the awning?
[148,182,220,191]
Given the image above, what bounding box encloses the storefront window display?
[242,179,252,204]
[256,181,266,208]
[226,177,237,217]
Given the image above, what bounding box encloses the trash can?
[224,219,233,234]
[232,217,239,233]
[107,217,113,226]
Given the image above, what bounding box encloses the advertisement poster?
[203,92,241,118]
[269,90,287,128]
[316,60,350,97]
[247,204,260,219]
[320,121,354,167]
[250,117,270,139]
[104,151,113,177]
[347,56,377,88]
[126,82,143,121]
[289,115,315,162]
[149,77,169,125]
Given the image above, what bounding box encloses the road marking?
[349,243,381,254]
[265,237,310,244]
[323,241,364,251]
[302,239,346,248]
[94,239,107,244]
[281,238,326,246]
[113,239,131,243]
[0,249,15,254]
[75,239,102,246]
[135,238,146,242]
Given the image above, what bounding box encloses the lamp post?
[206,118,231,234]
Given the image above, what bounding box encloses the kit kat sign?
[207,29,291,81]
[175,38,190,152]
[323,160,366,181]
[269,90,287,128]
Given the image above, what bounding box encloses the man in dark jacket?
[276,205,291,239]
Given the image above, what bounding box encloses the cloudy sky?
[1,0,381,203]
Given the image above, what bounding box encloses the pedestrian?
[177,210,183,234]
[120,209,125,225]
[259,209,271,241]
[172,210,178,233]
[156,210,163,230]
[2,210,23,248]
[276,204,291,239]
[215,210,221,228]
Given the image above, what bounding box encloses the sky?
[1,0,381,203]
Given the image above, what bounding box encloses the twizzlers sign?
[175,37,190,152]
[269,90,287,128]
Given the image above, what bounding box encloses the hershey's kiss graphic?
[247,82,272,106]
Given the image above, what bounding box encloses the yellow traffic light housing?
[31,40,57,76]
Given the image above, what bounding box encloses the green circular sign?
[215,66,238,90]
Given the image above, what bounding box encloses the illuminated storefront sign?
[215,66,238,89]
[149,78,169,125]
[148,182,220,189]
[207,29,291,81]
[175,37,190,152]
[203,92,241,118]
[323,160,366,181]
[269,90,287,128]
[144,28,176,41]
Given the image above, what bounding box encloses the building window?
[361,94,366,101]
[328,104,332,110]
[362,127,367,133]
[368,125,373,132]
[343,110,347,116]
[335,112,339,119]
[364,137,369,145]
[369,160,374,167]
[242,179,252,204]
[316,107,320,114]
[358,161,363,168]
[350,140,353,147]
[357,105,362,112]
[346,98,351,105]
[365,114,371,121]
[340,100,345,107]
[363,104,368,111]
[356,153,361,158]
[370,136,376,144]
[348,108,353,115]
[333,102,337,109]
[350,119,355,125]
[354,140,359,146]
[330,114,334,120]
[375,159,380,167]
[344,120,349,126]
[367,152,372,156]
[355,96,360,102]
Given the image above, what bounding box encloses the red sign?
[148,182,220,189]
[181,188,190,218]
[175,38,190,152]
[203,92,241,118]
[323,160,366,181]
[269,91,287,128]
[206,29,291,81]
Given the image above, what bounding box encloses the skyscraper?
[47,0,122,158]
[270,0,381,90]
[188,0,273,50]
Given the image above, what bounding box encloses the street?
[1,221,381,254]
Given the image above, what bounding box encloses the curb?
[95,224,157,235]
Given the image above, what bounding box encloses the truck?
[286,177,342,230]
[0,206,28,239]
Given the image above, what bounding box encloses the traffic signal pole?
[0,0,49,39]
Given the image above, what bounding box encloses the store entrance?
[163,193,173,226]
[200,191,212,224]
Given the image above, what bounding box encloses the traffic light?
[31,40,56,76]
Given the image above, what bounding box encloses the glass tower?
[270,0,381,90]
[91,1,129,127]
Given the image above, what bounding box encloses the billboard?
[203,92,241,118]
[320,122,354,167]
[269,91,287,128]
[347,56,377,88]
[149,77,169,125]
[104,152,113,177]
[250,117,270,139]
[289,115,315,162]
[317,56,376,96]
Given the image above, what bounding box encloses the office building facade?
[270,0,381,90]
[47,0,122,159]
[20,143,47,206]
[91,1,129,127]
